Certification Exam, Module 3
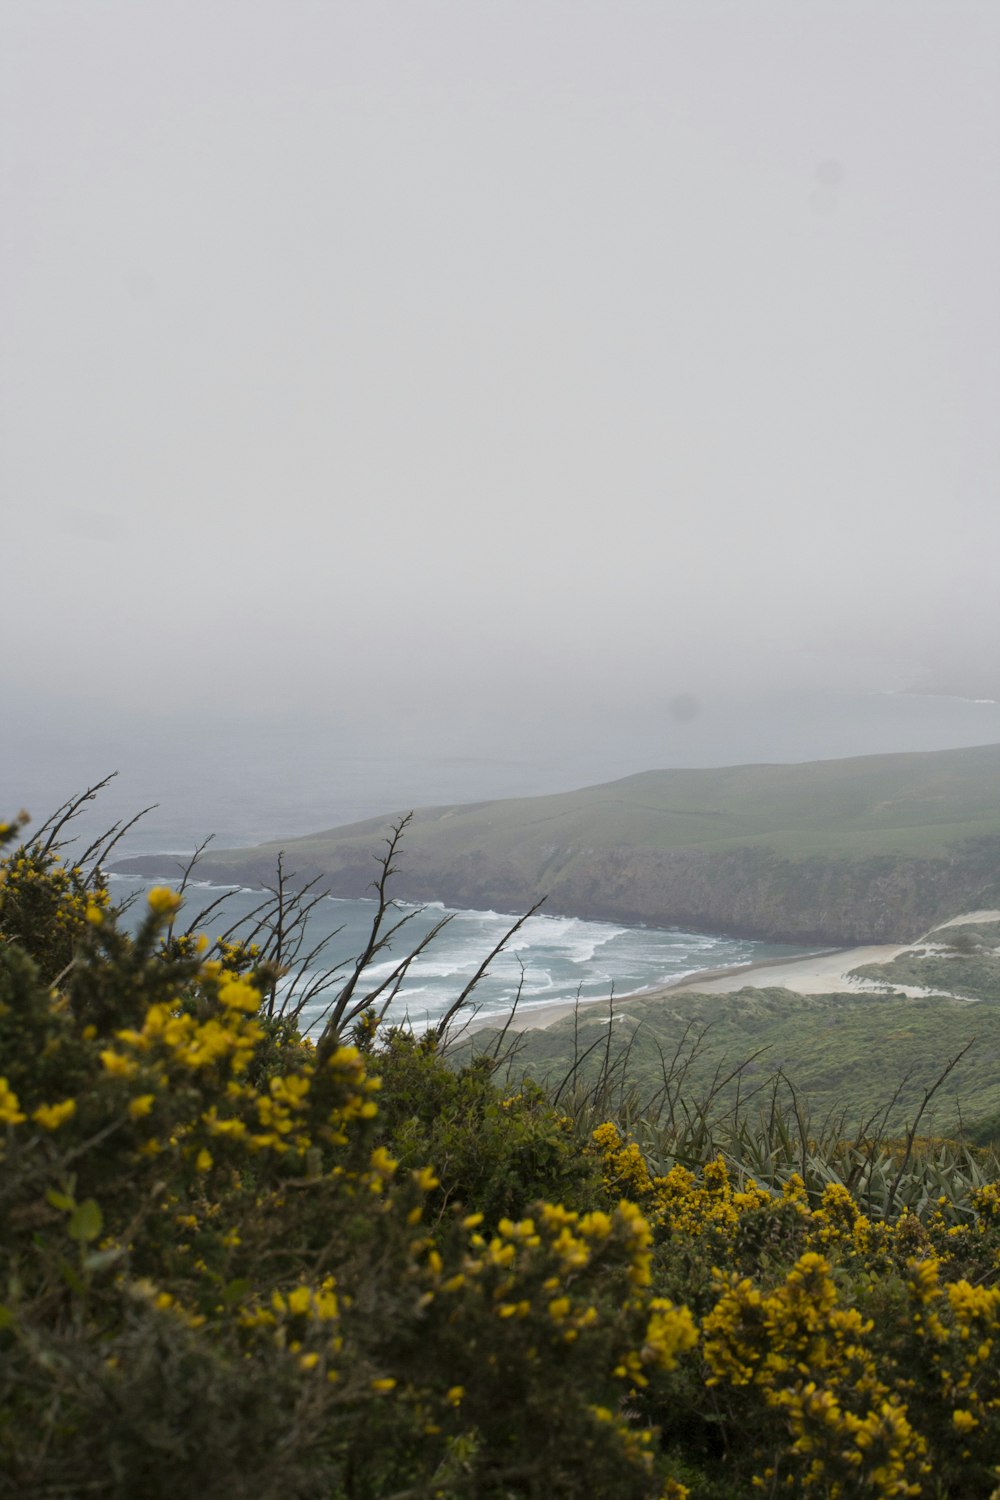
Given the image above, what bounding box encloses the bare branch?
[313,816,418,1060]
[81,804,159,884]
[435,899,546,1036]
[32,773,119,856]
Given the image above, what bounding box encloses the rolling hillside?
[113,743,1000,944]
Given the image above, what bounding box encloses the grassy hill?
[114,742,1000,944]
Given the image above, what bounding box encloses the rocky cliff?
[113,742,1000,945]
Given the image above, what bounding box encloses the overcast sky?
[3,2,999,837]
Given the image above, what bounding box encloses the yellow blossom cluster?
[704,1251,928,1494]
[593,1125,774,1251]
[0,846,111,950]
[400,1193,698,1412]
[0,1076,27,1127]
[905,1255,1000,1443]
[591,1122,1000,1493]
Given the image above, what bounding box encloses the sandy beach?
[462,908,1000,1035]
[460,943,894,1034]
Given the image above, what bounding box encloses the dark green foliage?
[371,1030,603,1225]
[485,983,1000,1136]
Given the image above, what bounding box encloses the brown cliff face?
[111,745,1000,945]
[114,837,1000,946]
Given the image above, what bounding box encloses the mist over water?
[6,686,999,861]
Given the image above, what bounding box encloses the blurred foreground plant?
[0,800,695,1500]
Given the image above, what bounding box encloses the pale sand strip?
[462,942,916,1036]
[931,909,1000,929]
[665,943,912,997]
[461,911,1000,1038]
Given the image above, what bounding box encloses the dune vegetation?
[472,983,1000,1144]
[3,795,1000,1497]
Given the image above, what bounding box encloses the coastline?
[114,863,1000,1040]
[461,940,911,1036]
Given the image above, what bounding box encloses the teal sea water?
[110,874,806,1035]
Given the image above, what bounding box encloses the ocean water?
[109,873,806,1036]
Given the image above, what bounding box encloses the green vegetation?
[116,742,1000,943]
[4,799,1000,1497]
[848,922,1000,1003]
[931,918,1000,949]
[850,954,1000,1002]
[0,811,692,1500]
[470,983,1000,1142]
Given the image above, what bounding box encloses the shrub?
[589,1121,1000,1496]
[0,818,696,1500]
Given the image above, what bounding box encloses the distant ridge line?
[112,742,1000,947]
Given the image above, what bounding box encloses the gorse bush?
[1,805,999,1498]
[589,1124,1000,1494]
[367,1035,604,1227]
[0,815,695,1500]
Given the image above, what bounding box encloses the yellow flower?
[370,1377,396,1393]
[218,977,260,1014]
[147,886,183,917]
[128,1094,155,1120]
[204,1112,247,1140]
[32,1099,76,1130]
[100,1050,138,1079]
[642,1298,698,1370]
[287,1286,311,1317]
[195,1148,213,1173]
[579,1210,612,1240]
[953,1408,978,1432]
[0,1078,27,1126]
